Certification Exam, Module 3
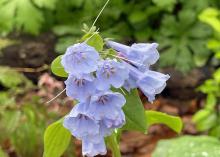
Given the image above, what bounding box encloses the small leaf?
[121,89,147,133]
[146,111,182,133]
[51,55,68,77]
[82,33,104,51]
[43,119,71,157]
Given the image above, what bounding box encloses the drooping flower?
[63,102,99,140]
[61,43,100,75]
[96,59,129,90]
[102,109,125,128]
[82,138,107,157]
[65,74,96,102]
[137,70,170,102]
[123,74,137,92]
[87,91,126,127]
[106,41,159,71]
[123,61,170,102]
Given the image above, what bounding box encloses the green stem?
[106,132,121,157]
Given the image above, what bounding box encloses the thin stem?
[84,28,100,43]
[89,0,110,32]
[106,133,121,157]
[13,64,49,73]
[119,88,126,95]
[46,88,66,104]
[99,52,146,67]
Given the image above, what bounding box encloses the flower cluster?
[62,41,169,156]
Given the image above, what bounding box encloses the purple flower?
[82,138,106,157]
[96,59,129,90]
[107,41,159,71]
[65,74,96,102]
[61,43,100,75]
[87,91,126,127]
[124,62,169,102]
[63,102,99,139]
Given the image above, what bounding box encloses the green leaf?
[15,0,44,35]
[199,8,220,33]
[43,119,71,157]
[145,111,182,133]
[0,110,21,133]
[157,9,211,73]
[82,33,104,51]
[0,66,33,88]
[153,136,220,157]
[33,0,58,10]
[51,55,68,77]
[121,89,147,133]
[0,0,44,35]
[194,113,217,131]
[192,109,212,123]
[152,0,176,11]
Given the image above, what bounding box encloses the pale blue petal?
[137,70,170,102]
[63,102,99,139]
[61,43,100,75]
[88,91,126,121]
[82,138,107,157]
[65,74,96,102]
[96,59,129,90]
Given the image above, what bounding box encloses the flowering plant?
[43,2,183,157]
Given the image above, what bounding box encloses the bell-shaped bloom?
[123,74,137,92]
[107,41,159,71]
[82,138,107,157]
[102,109,125,129]
[96,59,129,90]
[63,102,99,140]
[124,62,169,102]
[87,91,126,126]
[137,70,170,102]
[64,74,96,102]
[61,43,100,75]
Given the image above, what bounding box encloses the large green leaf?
[145,111,182,133]
[43,119,71,157]
[157,9,211,73]
[153,136,220,157]
[51,55,68,77]
[121,89,147,133]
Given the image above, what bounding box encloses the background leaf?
[153,136,220,157]
[145,111,182,133]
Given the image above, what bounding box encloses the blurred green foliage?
[0,0,220,72]
[0,67,75,157]
[193,7,220,138]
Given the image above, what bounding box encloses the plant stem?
[106,132,121,157]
